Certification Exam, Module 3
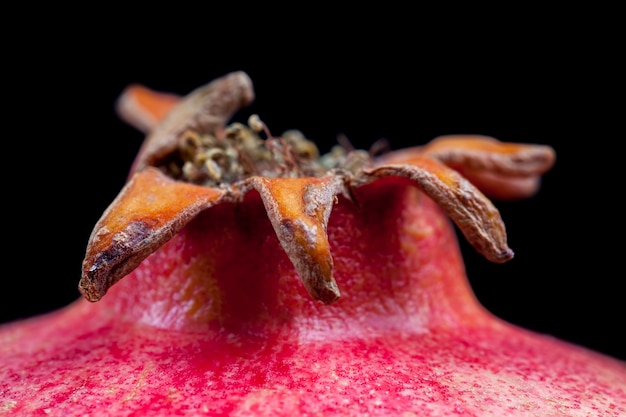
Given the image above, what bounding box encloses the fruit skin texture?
[1,179,625,416]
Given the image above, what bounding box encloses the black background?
[3,12,623,361]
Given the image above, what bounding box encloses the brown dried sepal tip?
[79,71,556,305]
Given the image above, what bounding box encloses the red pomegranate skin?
[1,178,625,416]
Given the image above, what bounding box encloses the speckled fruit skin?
[1,178,625,416]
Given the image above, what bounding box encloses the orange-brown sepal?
[79,168,226,302]
[247,175,344,304]
[115,84,180,134]
[129,71,255,176]
[377,135,556,200]
[362,156,513,263]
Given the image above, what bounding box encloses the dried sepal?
[421,135,556,176]
[359,157,513,263]
[116,84,180,134]
[79,168,228,302]
[247,176,344,304]
[129,71,255,175]
[377,135,556,200]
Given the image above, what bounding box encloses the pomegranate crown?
[79,71,555,305]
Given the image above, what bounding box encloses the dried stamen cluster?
[162,115,371,187]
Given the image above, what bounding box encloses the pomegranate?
[1,71,624,416]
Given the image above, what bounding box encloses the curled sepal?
[360,157,514,263]
[115,84,181,134]
[129,71,255,175]
[79,168,227,302]
[248,175,344,304]
[377,135,556,200]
